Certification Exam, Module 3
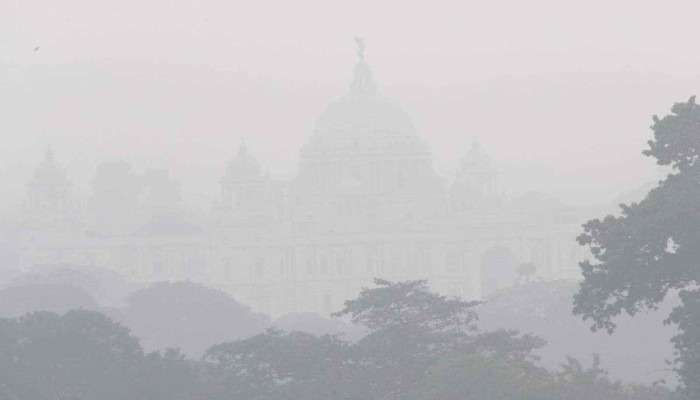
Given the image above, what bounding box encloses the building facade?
[17,47,586,316]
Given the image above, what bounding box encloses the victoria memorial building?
[16,44,586,316]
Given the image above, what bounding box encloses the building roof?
[301,44,428,157]
[28,148,70,191]
[224,141,262,181]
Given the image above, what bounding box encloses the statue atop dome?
[225,139,261,181]
[354,36,365,61]
[350,37,376,95]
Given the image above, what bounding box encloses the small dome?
[29,148,70,190]
[224,142,261,180]
[460,140,494,172]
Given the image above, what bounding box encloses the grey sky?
[2,0,700,210]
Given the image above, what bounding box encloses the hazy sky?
[2,0,700,210]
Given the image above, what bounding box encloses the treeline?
[0,274,271,356]
[0,279,672,400]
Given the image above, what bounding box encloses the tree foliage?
[204,329,362,400]
[575,96,700,395]
[333,278,479,333]
[0,283,98,318]
[122,281,268,356]
[0,279,675,400]
[0,310,203,400]
[0,310,142,399]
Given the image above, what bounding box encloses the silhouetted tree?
[204,329,362,400]
[0,310,142,400]
[478,280,675,384]
[333,279,479,333]
[137,348,203,400]
[0,310,205,400]
[575,96,700,397]
[333,279,480,400]
[410,320,551,399]
[272,312,366,341]
[414,347,552,400]
[0,282,672,400]
[122,281,268,356]
[0,283,98,317]
[552,356,671,400]
[10,266,138,307]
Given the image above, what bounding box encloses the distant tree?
[477,280,675,385]
[337,280,666,400]
[0,283,98,317]
[551,356,671,400]
[333,279,482,400]
[414,346,552,400]
[575,96,700,396]
[333,278,479,333]
[516,262,538,285]
[414,340,671,400]
[272,311,366,341]
[204,329,362,400]
[0,310,142,400]
[10,266,138,307]
[122,281,269,356]
[137,347,204,400]
[0,310,206,400]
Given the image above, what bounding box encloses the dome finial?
[349,37,376,95]
[471,137,481,151]
[45,145,55,161]
[354,36,366,61]
[238,138,247,155]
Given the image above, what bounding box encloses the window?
[306,257,315,276]
[319,255,329,275]
[255,259,265,279]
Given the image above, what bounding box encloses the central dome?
[291,42,445,228]
[302,59,427,155]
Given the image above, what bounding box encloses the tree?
[478,280,675,385]
[272,312,366,341]
[122,281,269,356]
[414,348,552,400]
[551,356,671,400]
[9,266,138,308]
[137,348,204,400]
[204,329,362,400]
[0,283,98,317]
[333,278,478,333]
[410,322,551,400]
[0,310,206,400]
[575,96,700,396]
[333,279,481,400]
[0,310,143,400]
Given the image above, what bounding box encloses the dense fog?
[2,1,700,399]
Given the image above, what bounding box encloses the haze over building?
[15,42,585,316]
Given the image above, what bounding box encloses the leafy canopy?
[575,96,700,395]
[333,278,479,333]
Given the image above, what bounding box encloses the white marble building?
[17,45,586,316]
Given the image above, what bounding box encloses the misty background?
[3,0,699,216]
[2,1,700,398]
